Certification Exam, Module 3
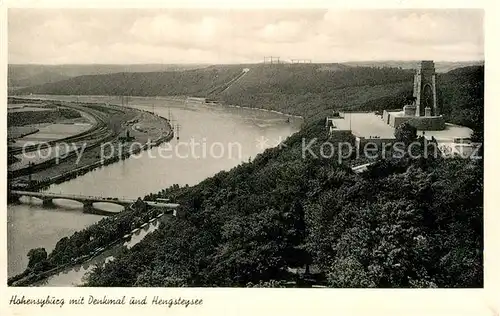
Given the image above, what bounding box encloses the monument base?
[383,110,446,131]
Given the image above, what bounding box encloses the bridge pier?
[42,198,54,207]
[9,190,144,212]
[82,201,94,213]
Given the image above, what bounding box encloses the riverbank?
[185,95,304,120]
[33,212,172,287]
[17,129,174,193]
[9,98,173,191]
[224,103,304,120]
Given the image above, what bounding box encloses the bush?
[394,122,417,145]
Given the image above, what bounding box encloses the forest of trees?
[218,65,414,121]
[83,119,483,288]
[15,66,244,97]
[16,64,414,121]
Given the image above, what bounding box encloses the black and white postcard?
[1,1,497,316]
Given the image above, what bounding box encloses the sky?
[8,9,484,64]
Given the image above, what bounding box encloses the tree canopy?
[394,122,417,145]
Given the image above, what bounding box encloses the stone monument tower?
[382,60,445,130]
[413,60,438,116]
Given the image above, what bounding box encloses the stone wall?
[407,116,446,131]
[385,110,446,131]
[389,115,413,129]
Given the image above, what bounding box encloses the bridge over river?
[9,190,179,215]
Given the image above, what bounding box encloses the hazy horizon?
[8,59,486,66]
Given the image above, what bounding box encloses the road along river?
[7,95,302,285]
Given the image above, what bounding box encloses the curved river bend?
[7,95,302,285]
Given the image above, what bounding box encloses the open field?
[8,64,210,88]
[7,107,82,127]
[8,98,172,187]
[21,123,93,141]
[7,126,39,139]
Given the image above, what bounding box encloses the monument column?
[413,61,437,117]
[414,71,422,116]
[432,74,438,116]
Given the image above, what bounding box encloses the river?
[7,95,302,285]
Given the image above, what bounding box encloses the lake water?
[7,95,302,284]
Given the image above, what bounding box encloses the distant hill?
[14,63,413,120]
[15,65,244,97]
[8,71,70,88]
[13,63,483,134]
[216,62,482,131]
[438,66,484,134]
[9,61,482,88]
[8,64,209,88]
[217,63,413,120]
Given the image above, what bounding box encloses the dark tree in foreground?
[27,248,49,272]
[395,122,417,145]
[27,248,47,267]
